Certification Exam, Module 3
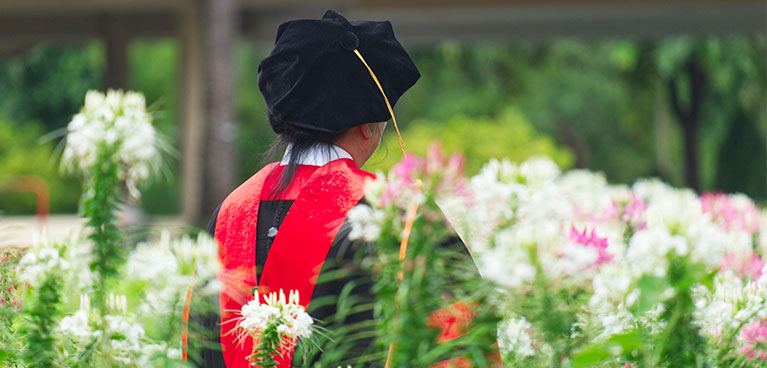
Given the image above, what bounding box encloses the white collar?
[280,144,353,166]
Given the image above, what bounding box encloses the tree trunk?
[202,0,237,221]
[681,115,700,191]
[667,58,705,192]
[557,121,590,169]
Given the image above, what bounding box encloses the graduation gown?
[198,151,499,367]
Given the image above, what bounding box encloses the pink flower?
[569,226,613,266]
[381,143,469,207]
[599,202,619,222]
[720,253,765,281]
[621,194,646,229]
[393,154,423,185]
[381,154,424,206]
[596,194,646,230]
[701,192,760,235]
[740,319,767,360]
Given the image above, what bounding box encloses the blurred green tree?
[654,37,766,197]
[0,43,103,131]
[127,40,180,214]
[366,109,574,174]
[1,36,764,215]
[0,118,80,215]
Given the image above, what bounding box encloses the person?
[197,10,498,368]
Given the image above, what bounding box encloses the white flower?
[625,228,688,277]
[62,89,162,199]
[363,173,387,207]
[590,263,635,307]
[127,240,178,281]
[18,242,70,286]
[546,242,598,278]
[686,219,751,267]
[125,230,221,313]
[58,294,95,345]
[693,273,767,341]
[597,309,635,340]
[498,317,536,357]
[238,289,313,343]
[58,309,93,343]
[518,156,561,187]
[478,227,541,289]
[103,314,147,363]
[84,90,105,111]
[348,204,385,242]
[167,347,182,360]
[643,187,702,234]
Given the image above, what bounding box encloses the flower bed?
[1,90,765,367]
[444,155,767,366]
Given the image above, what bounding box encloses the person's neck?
[334,140,369,168]
[332,141,360,168]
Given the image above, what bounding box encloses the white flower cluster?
[238,289,313,342]
[436,156,767,358]
[18,247,69,286]
[498,317,536,357]
[125,230,221,314]
[16,230,80,286]
[348,204,385,242]
[693,272,767,340]
[62,89,161,198]
[57,294,180,366]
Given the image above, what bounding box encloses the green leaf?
[572,330,642,367]
[635,275,671,315]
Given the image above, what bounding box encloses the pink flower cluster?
[569,226,613,266]
[701,192,760,235]
[741,318,767,360]
[602,194,646,230]
[720,252,765,281]
[381,143,469,206]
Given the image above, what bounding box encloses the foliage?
[0,118,81,214]
[127,40,181,214]
[234,42,273,180]
[0,43,103,132]
[20,272,62,367]
[513,40,659,184]
[366,108,574,174]
[0,248,23,366]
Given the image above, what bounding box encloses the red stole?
[214,159,373,368]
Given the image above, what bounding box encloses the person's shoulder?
[326,159,376,182]
[226,162,280,199]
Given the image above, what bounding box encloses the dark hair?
[263,111,342,199]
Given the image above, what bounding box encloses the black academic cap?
[258,9,421,134]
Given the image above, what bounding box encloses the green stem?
[83,144,123,311]
[21,273,62,368]
[717,306,762,362]
[251,320,282,367]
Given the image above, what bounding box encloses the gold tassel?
[353,49,406,157]
[354,48,418,368]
